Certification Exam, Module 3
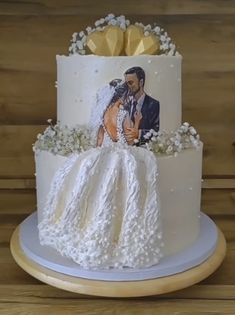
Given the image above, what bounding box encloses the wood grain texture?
[0,299,235,315]
[1,187,234,215]
[8,226,227,297]
[202,189,235,215]
[0,125,45,178]
[1,14,235,177]
[2,212,235,245]
[0,179,35,189]
[0,190,36,214]
[0,0,234,310]
[1,0,235,15]
[0,125,234,178]
[0,235,233,290]
[0,15,235,124]
[0,284,234,301]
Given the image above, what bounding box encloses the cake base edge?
[10,213,226,297]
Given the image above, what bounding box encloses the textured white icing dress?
[38,106,163,270]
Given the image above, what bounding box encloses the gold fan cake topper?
[69,14,177,57]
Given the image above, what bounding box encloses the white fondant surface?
[19,212,217,281]
[57,55,182,132]
[35,151,67,224]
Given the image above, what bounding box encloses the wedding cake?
[33,14,203,270]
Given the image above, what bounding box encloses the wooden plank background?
[1,14,235,177]
[0,1,235,314]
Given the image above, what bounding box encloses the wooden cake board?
[10,223,226,298]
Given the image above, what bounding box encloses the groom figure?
[124,66,160,144]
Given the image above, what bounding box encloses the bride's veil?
[88,79,123,142]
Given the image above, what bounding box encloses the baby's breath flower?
[145,123,200,156]
[79,31,85,37]
[72,32,78,42]
[154,26,160,33]
[145,24,152,31]
[162,43,169,50]
[95,20,101,27]
[189,126,197,135]
[120,23,126,30]
[76,41,83,50]
[160,35,166,42]
[68,14,178,56]
[109,19,117,26]
[106,13,115,21]
[100,18,105,24]
[33,122,93,156]
[166,145,173,154]
[145,132,152,139]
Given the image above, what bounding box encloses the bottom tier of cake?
[35,142,203,258]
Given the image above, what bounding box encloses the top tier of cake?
[56,14,182,132]
[57,54,182,131]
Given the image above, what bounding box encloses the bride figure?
[38,79,163,269]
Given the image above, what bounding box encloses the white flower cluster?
[134,22,176,56]
[33,119,93,156]
[145,122,200,156]
[69,13,177,56]
[69,14,129,55]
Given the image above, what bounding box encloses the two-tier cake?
[33,14,204,270]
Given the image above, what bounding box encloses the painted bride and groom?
[38,66,163,269]
[96,66,160,147]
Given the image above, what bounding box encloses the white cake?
[34,15,203,269]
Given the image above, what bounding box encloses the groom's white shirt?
[136,92,146,113]
[130,93,146,139]
[130,92,146,117]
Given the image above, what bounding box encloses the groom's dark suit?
[130,94,160,144]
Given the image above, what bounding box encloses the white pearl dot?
[189,187,193,191]
[170,64,174,68]
[154,71,158,75]
[148,60,152,64]
[170,188,174,192]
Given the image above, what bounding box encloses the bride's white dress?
[38,108,163,269]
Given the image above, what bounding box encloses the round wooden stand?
[10,224,226,297]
